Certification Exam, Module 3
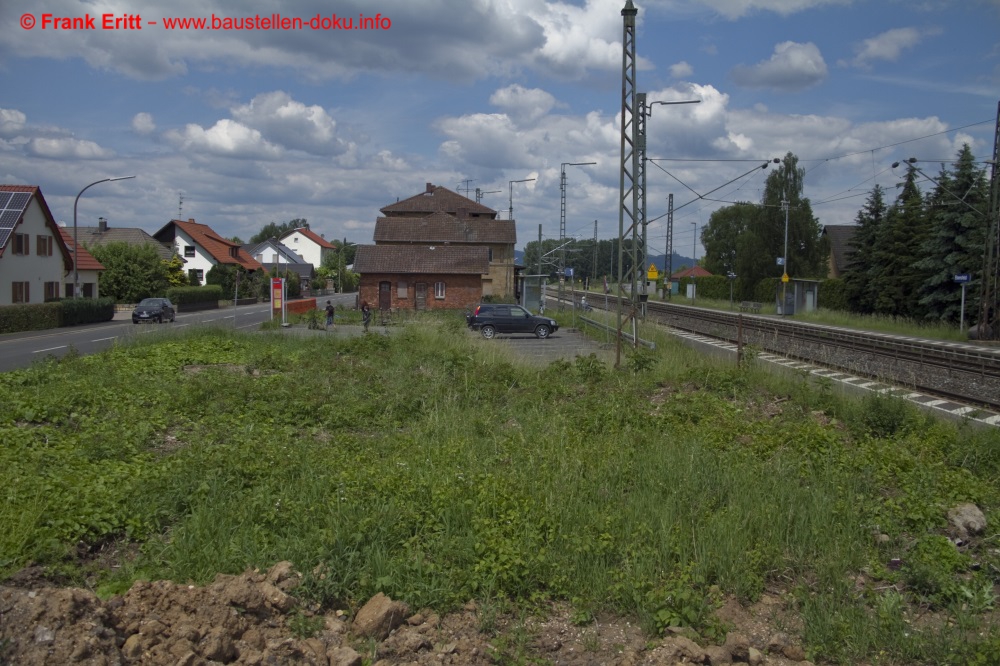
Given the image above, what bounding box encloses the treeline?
[839,145,992,328]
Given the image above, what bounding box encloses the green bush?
[166,285,223,306]
[819,278,848,311]
[58,297,115,326]
[0,303,61,333]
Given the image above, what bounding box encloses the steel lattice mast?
[616,0,638,367]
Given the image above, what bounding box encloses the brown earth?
[0,561,822,666]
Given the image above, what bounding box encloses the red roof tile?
[159,219,263,271]
[58,227,105,271]
[280,226,335,249]
[380,183,497,217]
[671,266,713,279]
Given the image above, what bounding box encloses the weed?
[287,611,324,639]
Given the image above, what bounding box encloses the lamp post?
[508,178,535,221]
[73,176,136,297]
[690,221,697,303]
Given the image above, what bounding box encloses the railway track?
[567,291,1000,414]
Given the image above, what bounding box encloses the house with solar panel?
[0,185,104,304]
[352,183,517,311]
[153,218,263,285]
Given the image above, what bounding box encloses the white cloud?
[730,42,828,91]
[26,137,114,160]
[848,27,929,68]
[489,85,558,125]
[670,61,694,78]
[696,0,851,20]
[132,113,156,134]
[164,119,282,159]
[0,109,27,135]
[231,92,349,156]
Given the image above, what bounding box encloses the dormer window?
[229,246,239,258]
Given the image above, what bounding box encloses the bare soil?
[0,562,820,665]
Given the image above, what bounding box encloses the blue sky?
[1,0,997,261]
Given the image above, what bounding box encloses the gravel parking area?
[468,326,614,365]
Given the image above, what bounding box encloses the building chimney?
[426,182,435,194]
[98,217,108,232]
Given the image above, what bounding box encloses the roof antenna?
[178,191,184,220]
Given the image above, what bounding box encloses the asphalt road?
[0,293,358,373]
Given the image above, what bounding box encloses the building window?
[434,281,446,299]
[36,235,53,256]
[271,253,278,263]
[44,281,60,301]
[184,245,196,258]
[82,283,94,298]
[65,283,74,298]
[488,247,494,262]
[188,268,204,285]
[229,246,239,258]
[12,281,29,303]
[13,234,29,255]
[397,280,408,298]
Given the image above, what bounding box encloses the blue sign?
[954,274,971,283]
[564,267,574,278]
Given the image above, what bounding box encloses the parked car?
[465,303,558,339]
[132,298,176,324]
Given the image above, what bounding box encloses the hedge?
[166,285,224,306]
[0,297,114,334]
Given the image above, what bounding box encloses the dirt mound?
[0,562,813,665]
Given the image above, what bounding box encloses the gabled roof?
[380,183,497,218]
[374,212,516,244]
[0,185,73,269]
[353,244,489,275]
[279,226,335,249]
[245,238,306,263]
[154,218,263,271]
[671,266,713,279]
[822,225,857,274]
[74,226,174,260]
[57,227,105,271]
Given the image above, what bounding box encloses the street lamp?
[690,221,697,302]
[73,176,136,297]
[508,178,535,221]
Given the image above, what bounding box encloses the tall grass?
[0,317,997,663]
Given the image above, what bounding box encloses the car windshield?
[138,299,164,306]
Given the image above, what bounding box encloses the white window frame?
[434,281,446,299]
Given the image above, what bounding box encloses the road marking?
[91,337,117,342]
[33,345,66,354]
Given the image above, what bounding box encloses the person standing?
[325,300,335,330]
[361,301,372,333]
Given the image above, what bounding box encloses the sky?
[1,0,998,262]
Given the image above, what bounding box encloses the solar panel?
[0,190,34,249]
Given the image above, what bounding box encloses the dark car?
[132,298,176,324]
[465,303,558,339]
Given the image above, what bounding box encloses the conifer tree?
[842,184,886,313]
[873,165,925,317]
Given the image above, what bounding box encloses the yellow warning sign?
[647,263,659,280]
[781,273,789,283]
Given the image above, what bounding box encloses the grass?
[0,313,998,664]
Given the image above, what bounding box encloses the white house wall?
[0,199,66,306]
[170,229,216,284]
[283,231,331,268]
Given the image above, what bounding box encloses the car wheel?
[480,325,497,340]
[534,324,551,339]
[157,315,163,324]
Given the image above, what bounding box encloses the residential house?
[279,227,336,269]
[353,245,489,311]
[57,227,104,298]
[821,225,857,279]
[246,238,314,288]
[73,217,175,261]
[376,183,517,298]
[0,185,102,304]
[153,218,262,285]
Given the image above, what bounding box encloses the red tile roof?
[671,266,713,279]
[374,213,516,244]
[353,244,489,275]
[57,227,105,271]
[380,183,497,217]
[280,226,335,249]
[0,185,73,270]
[158,219,263,271]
